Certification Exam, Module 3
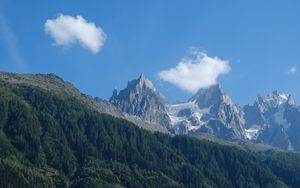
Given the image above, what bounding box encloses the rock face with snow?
[110,74,171,128]
[243,91,300,150]
[166,101,210,134]
[109,74,300,151]
[167,84,246,140]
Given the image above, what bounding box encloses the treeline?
[0,80,300,187]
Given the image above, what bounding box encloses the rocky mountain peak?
[110,74,162,101]
[169,84,245,139]
[254,94,264,105]
[127,73,156,93]
[254,91,296,113]
[265,91,289,105]
[109,74,171,128]
[108,74,300,150]
[111,88,118,100]
[188,84,234,109]
[243,90,300,150]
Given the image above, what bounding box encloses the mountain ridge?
[108,73,300,151]
[1,72,300,151]
[0,75,300,188]
[0,72,171,134]
[1,75,300,187]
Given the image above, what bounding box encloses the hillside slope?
[0,72,169,134]
[0,76,300,187]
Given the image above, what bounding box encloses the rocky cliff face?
[166,86,300,150]
[243,91,300,150]
[167,84,246,140]
[110,74,171,128]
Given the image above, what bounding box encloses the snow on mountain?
[264,92,288,104]
[243,90,300,150]
[245,127,260,140]
[165,84,246,139]
[166,101,210,132]
[256,91,295,113]
[109,74,300,151]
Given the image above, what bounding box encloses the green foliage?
[0,81,298,187]
[259,150,300,188]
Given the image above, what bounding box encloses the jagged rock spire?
[110,88,118,101]
[109,74,171,128]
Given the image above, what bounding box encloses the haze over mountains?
[109,74,300,151]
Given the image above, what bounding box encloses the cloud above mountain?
[158,49,230,93]
[44,14,106,54]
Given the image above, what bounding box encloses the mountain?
[2,72,300,187]
[244,91,300,150]
[110,74,171,129]
[0,72,169,134]
[109,74,300,151]
[0,72,124,118]
[167,84,246,140]
[3,71,300,152]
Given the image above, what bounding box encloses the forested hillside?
[0,80,300,188]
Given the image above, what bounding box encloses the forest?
[0,80,300,188]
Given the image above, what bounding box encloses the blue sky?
[1,0,300,105]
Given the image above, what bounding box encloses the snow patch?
[279,93,288,101]
[166,101,210,131]
[264,92,289,106]
[245,128,260,140]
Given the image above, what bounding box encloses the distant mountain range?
[1,72,299,151]
[3,71,300,187]
[109,74,300,151]
[3,71,300,188]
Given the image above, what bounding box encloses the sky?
[1,0,300,106]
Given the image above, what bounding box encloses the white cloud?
[158,49,230,93]
[288,66,297,75]
[44,14,106,54]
